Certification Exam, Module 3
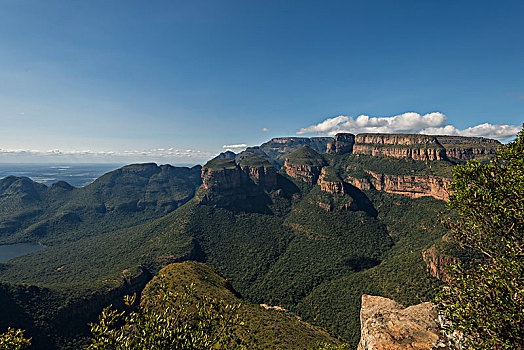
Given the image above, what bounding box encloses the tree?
[0,328,31,350]
[436,126,524,349]
[86,276,245,350]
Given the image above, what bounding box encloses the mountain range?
[0,132,499,349]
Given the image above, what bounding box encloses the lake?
[0,243,45,262]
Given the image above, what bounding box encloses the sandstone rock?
[358,295,441,350]
[201,159,246,192]
[365,171,451,201]
[239,156,278,189]
[353,134,447,161]
[284,146,326,184]
[346,176,373,191]
[326,133,355,155]
[318,167,345,194]
[436,136,500,161]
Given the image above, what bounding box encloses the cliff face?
[284,162,324,184]
[368,171,451,201]
[200,157,279,207]
[353,134,447,161]
[240,164,277,189]
[327,132,500,162]
[436,136,500,161]
[358,295,442,350]
[326,133,355,155]
[201,163,246,192]
[284,146,326,184]
[318,167,345,194]
[347,171,451,201]
[353,144,447,161]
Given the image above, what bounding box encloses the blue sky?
[0,0,523,164]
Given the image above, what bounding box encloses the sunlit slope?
[144,261,342,349]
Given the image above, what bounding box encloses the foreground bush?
[86,276,244,350]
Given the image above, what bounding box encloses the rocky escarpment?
[318,167,345,195]
[435,136,500,161]
[201,158,247,192]
[358,295,445,350]
[284,146,327,184]
[239,156,277,189]
[325,132,500,162]
[353,134,447,161]
[346,171,451,201]
[200,157,278,207]
[326,133,355,155]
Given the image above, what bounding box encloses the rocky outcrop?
[346,176,373,191]
[326,133,355,155]
[284,146,327,184]
[284,163,324,184]
[201,161,246,192]
[358,295,442,350]
[436,136,500,161]
[318,167,345,194]
[239,157,278,190]
[348,171,451,201]
[422,245,459,283]
[353,134,447,161]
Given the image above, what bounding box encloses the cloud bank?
[297,112,521,141]
[0,148,215,164]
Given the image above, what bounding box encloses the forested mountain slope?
[0,133,500,349]
[0,163,202,245]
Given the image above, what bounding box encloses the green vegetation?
[436,127,524,349]
[87,275,243,349]
[319,166,341,182]
[238,156,273,168]
[0,328,31,350]
[286,146,326,167]
[0,163,202,246]
[202,158,238,170]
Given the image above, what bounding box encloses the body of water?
[0,163,124,187]
[0,243,45,262]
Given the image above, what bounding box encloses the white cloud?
[297,112,447,135]
[422,123,522,140]
[297,112,521,141]
[262,127,269,132]
[222,144,247,150]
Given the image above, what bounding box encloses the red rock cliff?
[201,166,245,191]
[318,167,345,194]
[347,171,451,201]
[284,162,324,184]
[326,133,355,155]
[353,134,447,161]
[240,164,277,189]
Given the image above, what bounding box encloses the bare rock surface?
[358,295,441,350]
